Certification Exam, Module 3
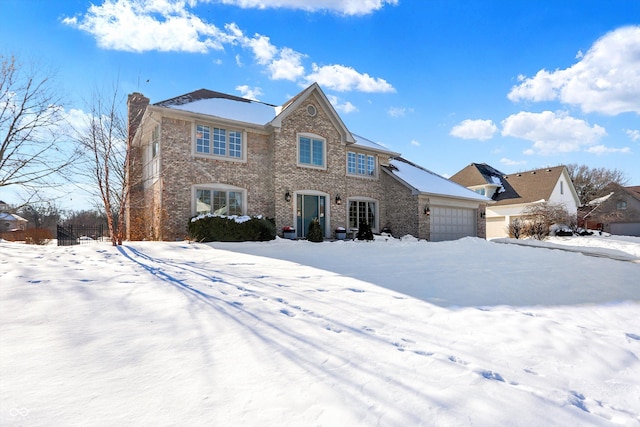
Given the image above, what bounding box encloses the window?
[349,200,377,231]
[474,188,486,196]
[347,151,376,177]
[195,188,244,216]
[151,125,159,158]
[560,181,564,195]
[196,124,243,159]
[617,200,627,210]
[143,125,160,187]
[298,135,325,167]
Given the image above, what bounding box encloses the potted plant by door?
[282,226,296,240]
[335,226,347,240]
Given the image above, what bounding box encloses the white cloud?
[626,129,640,142]
[326,95,357,114]
[209,0,398,15]
[449,119,498,141]
[235,85,263,100]
[586,145,631,155]
[387,107,413,118]
[501,111,607,155]
[63,0,232,53]
[499,157,527,166]
[410,140,420,147]
[267,48,306,81]
[245,33,278,65]
[305,64,395,93]
[63,0,393,93]
[508,26,640,115]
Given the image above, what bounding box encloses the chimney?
[127,92,150,143]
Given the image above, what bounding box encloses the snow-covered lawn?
[1,236,639,426]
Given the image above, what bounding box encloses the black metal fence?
[57,224,106,246]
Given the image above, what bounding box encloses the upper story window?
[196,124,243,160]
[143,125,160,187]
[617,200,628,210]
[298,134,325,168]
[347,151,376,177]
[474,188,486,196]
[151,125,159,158]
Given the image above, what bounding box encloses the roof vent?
[531,171,536,174]
[517,173,522,177]
[307,104,317,117]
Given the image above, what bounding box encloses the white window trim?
[297,133,327,170]
[346,150,377,178]
[143,125,160,188]
[192,122,247,163]
[347,197,379,233]
[191,184,247,216]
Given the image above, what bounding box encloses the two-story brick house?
[126,83,489,241]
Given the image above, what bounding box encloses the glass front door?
[296,194,326,238]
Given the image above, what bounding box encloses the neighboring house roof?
[625,186,640,201]
[383,157,491,202]
[451,163,572,206]
[0,212,27,222]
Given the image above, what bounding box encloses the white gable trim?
[269,83,355,144]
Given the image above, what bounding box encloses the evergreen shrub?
[307,218,324,242]
[356,221,374,241]
[188,215,276,242]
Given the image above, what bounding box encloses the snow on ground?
[1,236,639,426]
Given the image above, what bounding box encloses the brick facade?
[126,85,488,241]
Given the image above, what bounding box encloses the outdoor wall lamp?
[335,194,342,205]
[285,190,292,202]
[480,211,486,219]
[424,206,430,215]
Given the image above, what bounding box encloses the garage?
[486,216,507,239]
[609,222,640,237]
[430,207,477,242]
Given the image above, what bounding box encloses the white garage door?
[430,207,476,242]
[486,216,507,239]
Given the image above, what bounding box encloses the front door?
[296,194,326,238]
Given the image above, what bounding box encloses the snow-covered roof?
[385,158,491,201]
[162,97,279,125]
[155,89,280,126]
[587,192,614,206]
[351,134,398,155]
[0,212,27,222]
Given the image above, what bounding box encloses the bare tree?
[73,84,128,246]
[566,163,629,205]
[0,54,79,193]
[521,202,575,240]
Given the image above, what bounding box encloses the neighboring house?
[450,163,580,239]
[126,83,489,241]
[0,212,28,232]
[580,184,640,236]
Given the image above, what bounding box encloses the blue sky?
[1,0,639,210]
